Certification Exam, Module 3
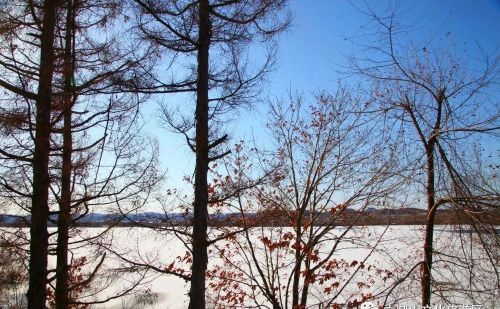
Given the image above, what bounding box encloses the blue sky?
[270,0,499,94]
[153,0,500,192]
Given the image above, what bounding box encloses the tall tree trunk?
[28,0,58,308]
[188,0,210,308]
[292,221,302,307]
[300,259,311,307]
[421,93,443,307]
[421,145,436,306]
[55,1,74,308]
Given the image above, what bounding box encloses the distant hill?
[0,212,234,227]
[1,207,498,227]
[0,212,190,227]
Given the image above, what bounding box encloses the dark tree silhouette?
[0,1,59,307]
[349,5,500,306]
[132,1,289,307]
[0,1,160,307]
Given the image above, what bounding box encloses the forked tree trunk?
[55,1,75,308]
[420,94,443,307]
[28,0,58,308]
[188,0,210,308]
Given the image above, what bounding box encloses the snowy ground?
[1,225,497,308]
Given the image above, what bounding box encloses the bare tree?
[0,1,59,306]
[207,89,400,308]
[0,1,160,307]
[131,1,290,307]
[349,5,500,306]
[48,1,160,307]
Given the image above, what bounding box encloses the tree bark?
[300,260,311,307]
[421,94,443,307]
[55,1,74,308]
[188,0,210,308]
[28,0,58,308]
[421,145,436,306]
[292,219,302,307]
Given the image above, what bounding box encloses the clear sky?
[152,0,500,194]
[271,0,499,91]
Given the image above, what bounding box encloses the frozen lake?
[1,225,498,308]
